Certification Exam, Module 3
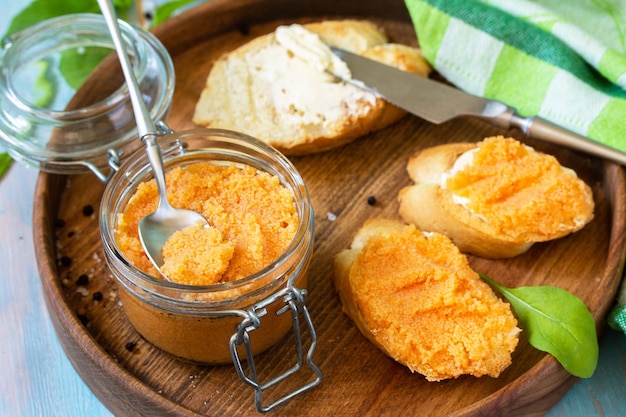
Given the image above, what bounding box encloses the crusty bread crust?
[333,218,406,347]
[192,20,431,155]
[399,182,535,258]
[398,142,533,258]
[398,138,594,258]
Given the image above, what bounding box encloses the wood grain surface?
[32,0,626,416]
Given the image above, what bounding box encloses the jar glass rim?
[0,13,175,174]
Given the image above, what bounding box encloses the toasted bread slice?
[192,20,431,155]
[398,136,595,258]
[333,218,520,381]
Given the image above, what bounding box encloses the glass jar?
[99,129,321,411]
[0,13,174,178]
[2,14,321,411]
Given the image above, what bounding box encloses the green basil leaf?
[113,0,135,8]
[32,59,55,107]
[59,47,111,90]
[2,0,98,40]
[0,153,13,178]
[151,0,198,27]
[480,273,598,378]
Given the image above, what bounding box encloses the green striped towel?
[404,0,626,152]
[404,0,626,334]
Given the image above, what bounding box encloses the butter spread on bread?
[333,218,520,381]
[274,24,351,79]
[192,20,431,155]
[398,136,595,258]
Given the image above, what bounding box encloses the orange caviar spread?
[348,222,520,381]
[116,162,298,285]
[445,136,593,240]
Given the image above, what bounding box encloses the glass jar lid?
[0,13,174,177]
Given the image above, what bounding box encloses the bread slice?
[333,218,520,381]
[398,136,595,258]
[192,20,431,155]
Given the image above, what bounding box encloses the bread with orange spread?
[333,218,520,381]
[398,136,595,258]
[192,20,431,155]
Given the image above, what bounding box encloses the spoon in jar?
[98,0,209,272]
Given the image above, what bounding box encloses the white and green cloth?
[405,0,626,152]
[404,0,626,333]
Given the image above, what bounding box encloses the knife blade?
[330,46,626,165]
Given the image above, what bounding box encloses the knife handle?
[492,110,626,165]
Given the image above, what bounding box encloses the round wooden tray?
[33,0,626,416]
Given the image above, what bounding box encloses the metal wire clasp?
[230,285,322,412]
[102,120,177,183]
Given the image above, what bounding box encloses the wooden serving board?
[32,0,626,416]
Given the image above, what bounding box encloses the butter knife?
[330,46,626,165]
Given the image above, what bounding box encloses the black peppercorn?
[82,205,94,217]
[76,274,89,286]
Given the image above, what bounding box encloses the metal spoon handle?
[97,0,156,138]
[98,0,172,208]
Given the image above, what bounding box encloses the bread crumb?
[75,287,89,297]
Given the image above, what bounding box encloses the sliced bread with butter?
[192,20,431,155]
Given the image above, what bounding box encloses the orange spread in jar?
[115,162,299,285]
[445,136,593,240]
